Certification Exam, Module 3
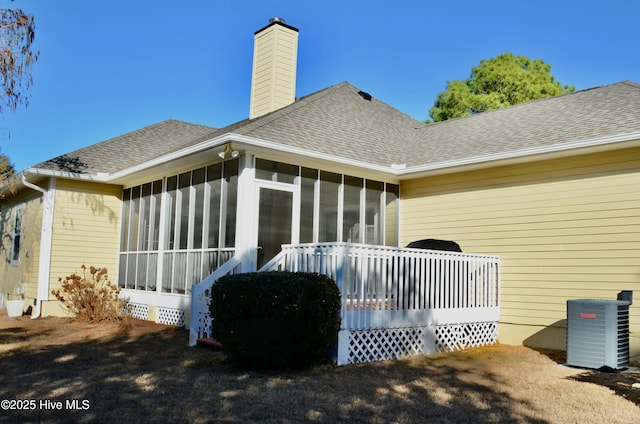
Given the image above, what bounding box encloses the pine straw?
[1,314,638,423]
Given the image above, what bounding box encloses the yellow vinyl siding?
[47,180,122,311]
[0,191,42,306]
[400,146,640,355]
[250,21,298,119]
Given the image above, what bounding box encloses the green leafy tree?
[428,53,574,122]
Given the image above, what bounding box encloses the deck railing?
[188,254,242,346]
[191,242,500,364]
[260,243,500,364]
[260,243,500,327]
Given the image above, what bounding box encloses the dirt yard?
[1,313,638,423]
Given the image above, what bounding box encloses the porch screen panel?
[300,167,317,243]
[140,183,151,250]
[385,184,399,246]
[129,186,141,251]
[343,176,362,243]
[118,253,127,289]
[136,253,148,290]
[206,163,222,248]
[256,158,298,183]
[151,180,162,250]
[158,159,238,294]
[172,251,187,294]
[178,172,191,250]
[120,188,131,252]
[119,160,241,293]
[118,189,131,288]
[276,162,298,184]
[257,188,293,268]
[162,252,173,293]
[118,180,163,290]
[365,180,384,245]
[147,252,158,291]
[223,159,238,248]
[192,168,206,249]
[165,176,178,250]
[319,171,340,242]
[126,253,137,289]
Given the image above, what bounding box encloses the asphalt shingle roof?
[406,81,640,167]
[31,80,640,177]
[35,119,217,175]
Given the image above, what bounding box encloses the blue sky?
[2,0,639,172]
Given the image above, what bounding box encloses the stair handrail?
[189,255,242,346]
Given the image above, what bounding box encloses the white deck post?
[235,153,257,273]
[337,330,350,365]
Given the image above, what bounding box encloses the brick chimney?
[249,18,299,119]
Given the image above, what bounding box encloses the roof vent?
[269,17,286,24]
[358,91,372,101]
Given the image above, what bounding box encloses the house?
[2,18,638,361]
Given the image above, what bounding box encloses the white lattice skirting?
[126,303,149,320]
[339,321,498,365]
[125,303,185,327]
[435,322,499,352]
[156,307,186,326]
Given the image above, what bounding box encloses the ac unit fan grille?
[566,299,630,370]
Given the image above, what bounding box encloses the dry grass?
[1,313,638,423]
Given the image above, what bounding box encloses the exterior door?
[256,184,299,269]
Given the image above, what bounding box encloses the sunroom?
[117,147,401,326]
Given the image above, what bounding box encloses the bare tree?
[0,2,39,115]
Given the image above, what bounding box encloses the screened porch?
[117,153,401,326]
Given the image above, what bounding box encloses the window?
[10,205,23,266]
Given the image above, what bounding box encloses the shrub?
[52,265,129,323]
[210,271,341,370]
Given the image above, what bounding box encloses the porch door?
[256,184,299,269]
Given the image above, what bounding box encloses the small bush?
[210,271,341,370]
[52,265,129,323]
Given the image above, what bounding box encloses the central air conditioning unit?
[566,296,631,370]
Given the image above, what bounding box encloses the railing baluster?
[194,242,500,363]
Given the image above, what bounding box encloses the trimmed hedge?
[210,271,341,370]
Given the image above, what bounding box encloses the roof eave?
[16,130,640,187]
[396,131,640,179]
[105,132,400,185]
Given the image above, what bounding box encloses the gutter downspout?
[21,175,55,319]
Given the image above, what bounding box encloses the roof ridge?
[239,82,350,132]
[620,80,640,89]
